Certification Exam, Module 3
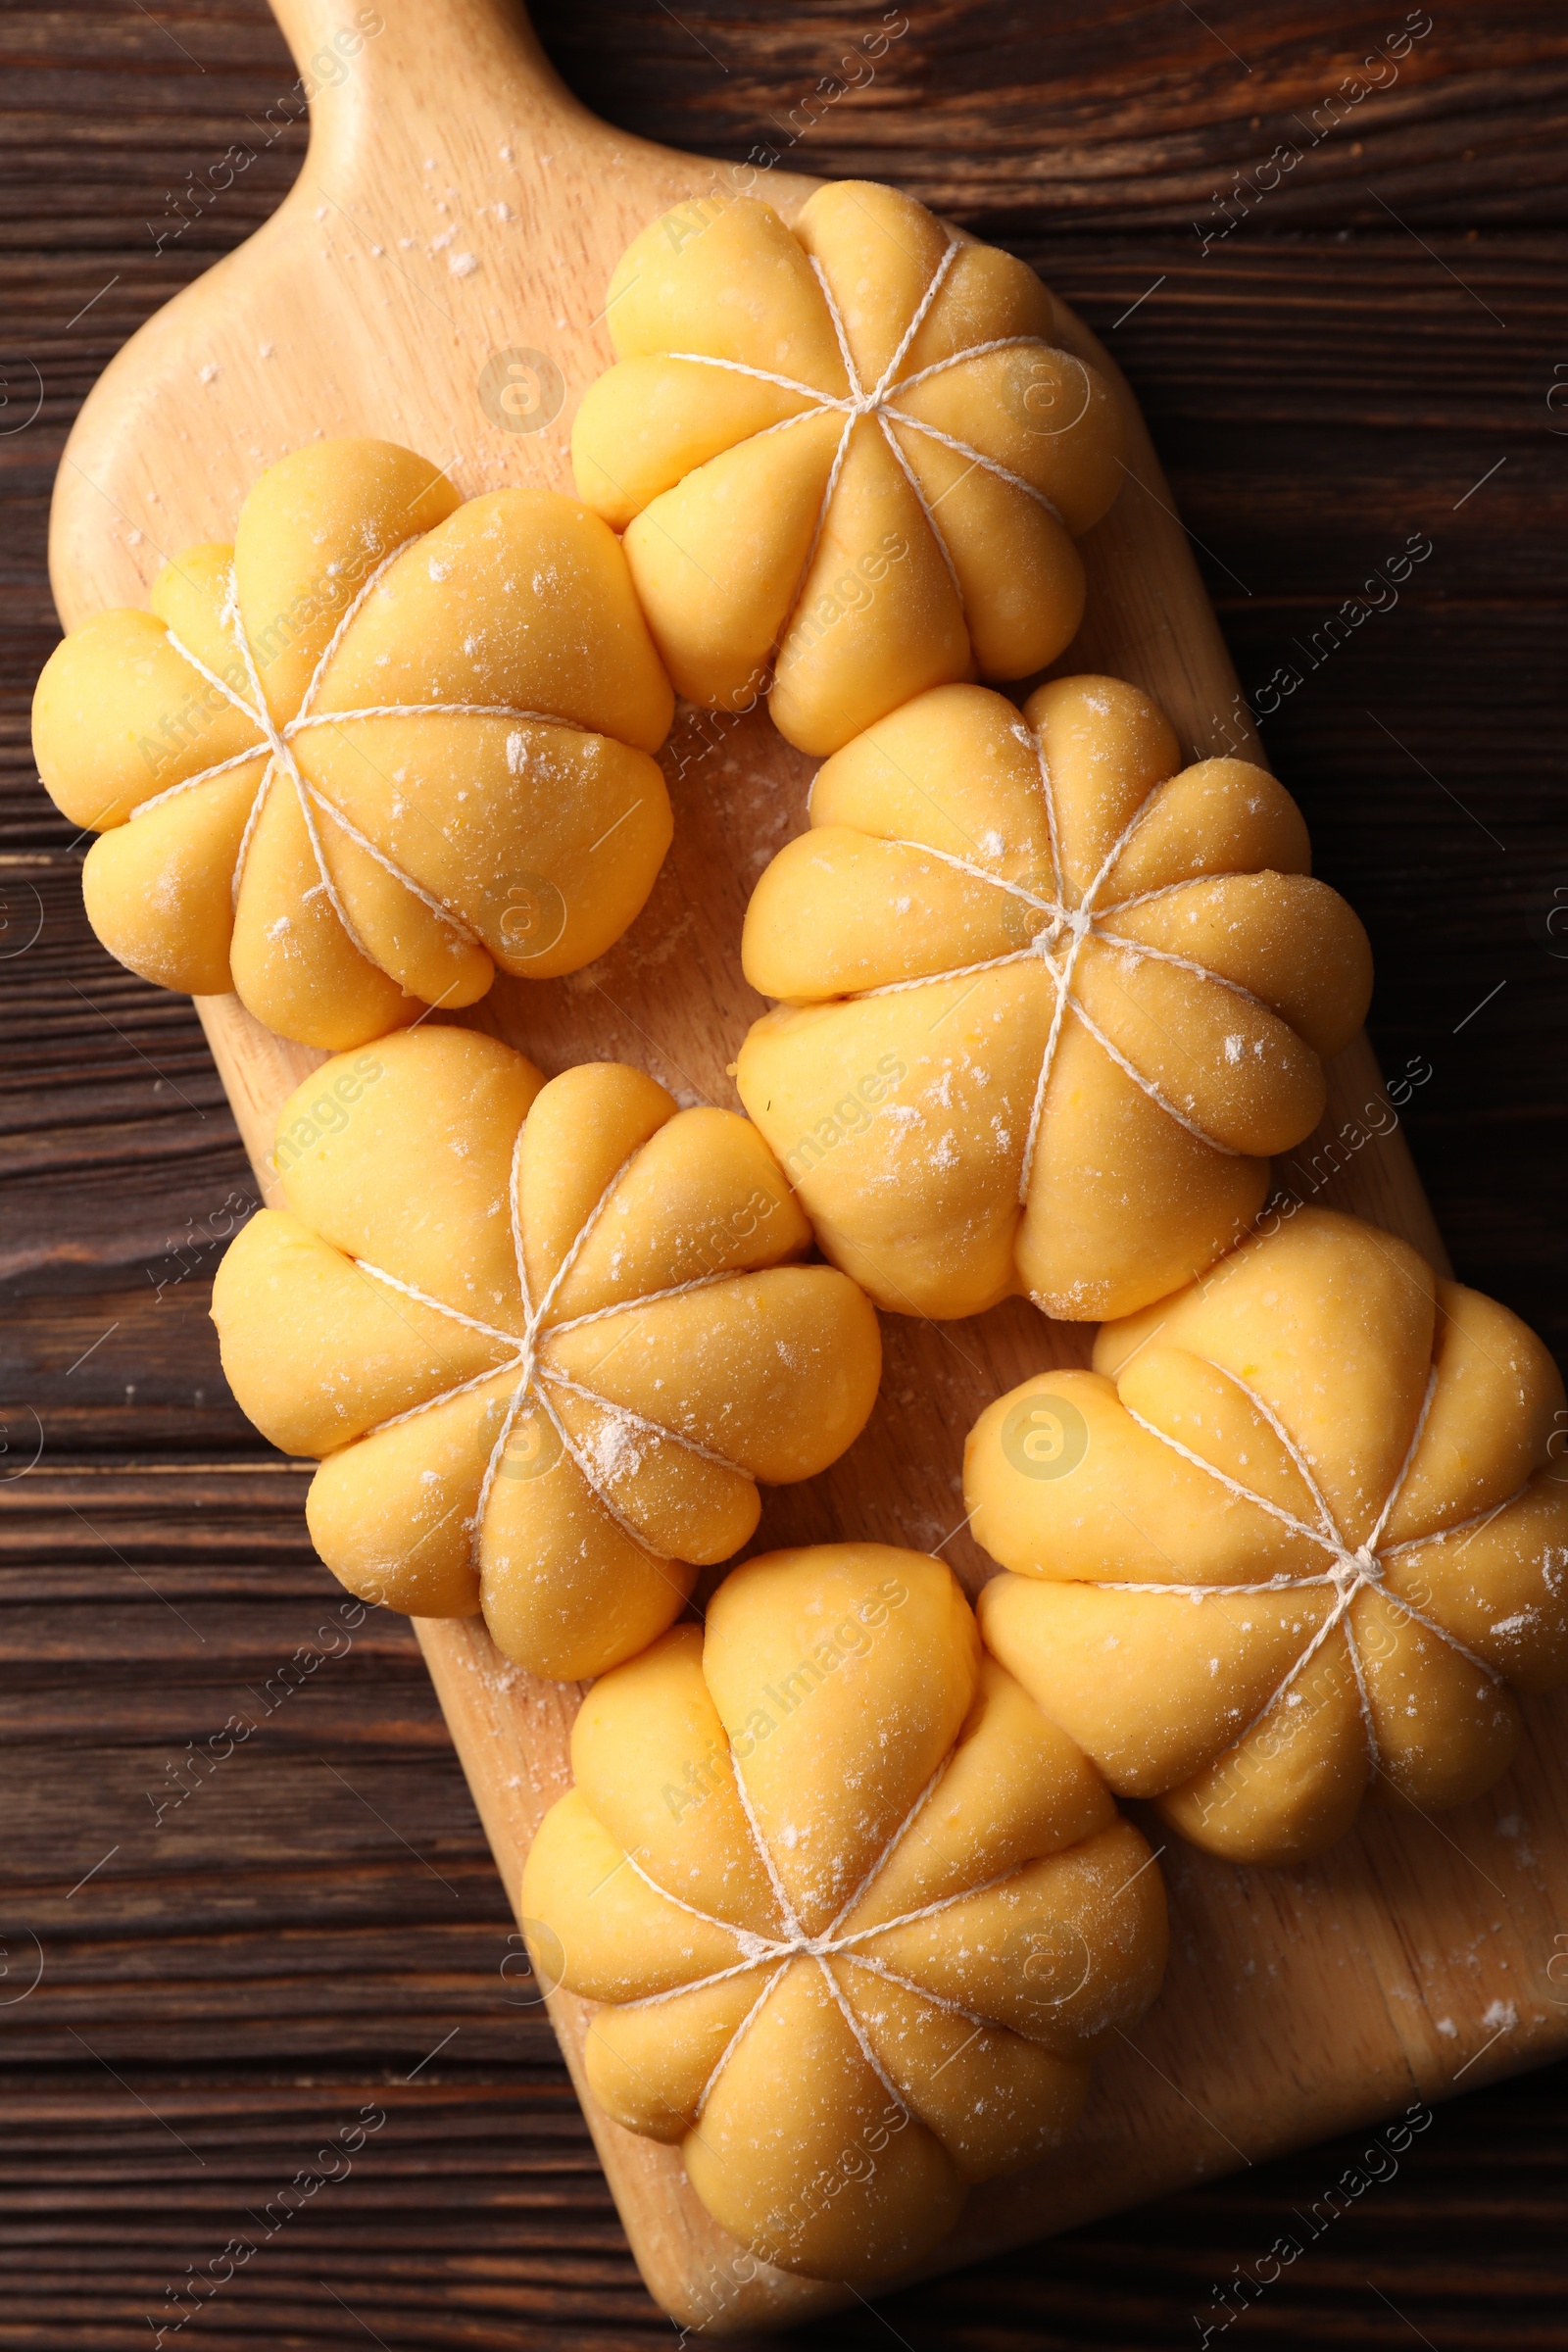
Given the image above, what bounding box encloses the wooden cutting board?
[46,0,1568,2330]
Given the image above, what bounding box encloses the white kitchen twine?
[127,537,603,966]
[1067,1359,1515,1778]
[662,232,1085,626]
[838,740,1274,1204]
[349,1125,758,1577]
[604,1737,1131,2124]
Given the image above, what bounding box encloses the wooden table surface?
[3,3,1566,2345]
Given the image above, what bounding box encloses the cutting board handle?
[268,0,594,153]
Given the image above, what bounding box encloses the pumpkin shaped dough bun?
[212,1028,881,1681]
[968,1207,1568,1864]
[520,1544,1167,2282]
[33,437,674,1049]
[571,180,1123,755]
[738,675,1372,1322]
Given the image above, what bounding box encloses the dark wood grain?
[2,2,1566,2344]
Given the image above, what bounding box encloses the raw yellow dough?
[738,677,1373,1321]
[211,1029,881,1680]
[520,1544,1166,2281]
[571,181,1123,754]
[33,438,674,1049]
[967,1207,1568,1862]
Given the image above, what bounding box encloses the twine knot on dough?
[1329,1543,1384,1598]
[1032,902,1094,955]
